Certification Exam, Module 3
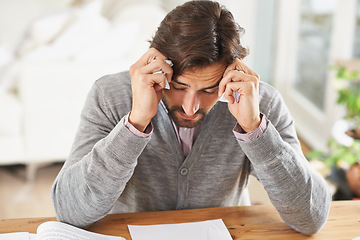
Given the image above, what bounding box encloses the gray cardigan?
[51,71,331,235]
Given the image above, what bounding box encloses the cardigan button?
[180,168,189,176]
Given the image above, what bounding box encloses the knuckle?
[149,48,158,54]
[129,64,136,74]
[250,81,255,88]
[150,48,165,59]
[132,69,142,80]
[249,81,258,92]
[218,79,226,87]
[159,73,166,82]
[139,74,147,83]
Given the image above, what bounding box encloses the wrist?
[239,115,262,133]
[129,111,151,132]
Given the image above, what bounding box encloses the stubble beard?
[162,97,208,128]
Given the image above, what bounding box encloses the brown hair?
[150,0,248,78]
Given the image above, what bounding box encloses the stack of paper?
[128,219,232,240]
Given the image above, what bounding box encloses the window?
[272,0,358,150]
[253,0,278,84]
[353,0,360,57]
[295,0,336,110]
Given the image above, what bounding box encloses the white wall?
[2,0,344,155]
[0,0,72,49]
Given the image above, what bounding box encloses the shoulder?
[94,70,132,95]
[85,70,133,120]
[258,81,294,129]
[92,70,132,104]
[258,81,290,118]
[258,81,284,109]
[259,81,281,103]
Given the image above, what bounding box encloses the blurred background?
[1,0,360,219]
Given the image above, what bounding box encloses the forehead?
[177,63,226,87]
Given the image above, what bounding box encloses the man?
[51,0,331,235]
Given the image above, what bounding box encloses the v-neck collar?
[155,101,226,167]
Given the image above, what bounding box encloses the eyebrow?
[173,79,221,90]
[173,79,190,87]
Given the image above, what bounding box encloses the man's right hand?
[129,48,173,132]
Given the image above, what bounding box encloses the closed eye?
[202,89,217,95]
[172,85,186,91]
[171,81,187,91]
[202,85,219,95]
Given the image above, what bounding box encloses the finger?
[134,48,167,69]
[223,70,248,82]
[224,58,259,80]
[218,75,232,97]
[142,59,173,83]
[223,60,240,77]
[146,48,174,82]
[146,48,168,64]
[223,59,246,77]
[223,82,240,104]
[145,54,173,83]
[143,59,173,74]
[131,49,162,74]
[220,60,246,97]
[155,60,173,83]
[233,58,259,79]
[224,80,255,103]
[147,72,167,91]
[218,70,248,97]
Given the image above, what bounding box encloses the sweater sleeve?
[237,88,331,235]
[51,80,151,228]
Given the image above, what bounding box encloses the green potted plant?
[307,60,360,199]
[307,139,360,199]
[334,60,360,139]
[307,139,360,170]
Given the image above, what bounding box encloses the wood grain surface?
[0,201,359,240]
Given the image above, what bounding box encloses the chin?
[174,115,205,128]
[177,121,198,128]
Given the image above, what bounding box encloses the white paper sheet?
[128,219,232,240]
[218,91,240,103]
[153,59,173,90]
[0,232,34,240]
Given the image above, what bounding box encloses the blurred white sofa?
[0,0,171,180]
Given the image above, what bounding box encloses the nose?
[182,92,200,116]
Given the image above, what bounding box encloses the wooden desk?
[0,201,359,239]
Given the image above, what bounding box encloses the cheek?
[163,89,184,106]
[199,94,219,110]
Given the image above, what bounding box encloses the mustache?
[168,105,207,116]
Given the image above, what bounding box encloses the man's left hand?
[218,58,261,133]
